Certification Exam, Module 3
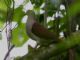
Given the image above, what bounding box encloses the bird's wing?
[32,22,58,41]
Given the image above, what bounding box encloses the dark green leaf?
[30,0,44,8]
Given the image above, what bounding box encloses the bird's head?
[26,10,35,17]
[26,10,36,28]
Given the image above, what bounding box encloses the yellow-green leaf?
[11,23,29,47]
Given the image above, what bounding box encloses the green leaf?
[0,0,7,12]
[68,1,80,17]
[75,53,80,60]
[46,1,57,16]
[13,5,25,22]
[30,0,44,8]
[48,20,54,26]
[11,23,29,47]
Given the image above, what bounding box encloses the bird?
[26,10,61,45]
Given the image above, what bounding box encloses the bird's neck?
[28,15,36,23]
[27,14,36,31]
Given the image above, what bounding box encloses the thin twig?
[0,22,17,33]
[44,0,48,28]
[4,45,15,60]
[5,0,15,60]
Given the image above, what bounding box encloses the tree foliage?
[0,0,80,60]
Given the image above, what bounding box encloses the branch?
[4,45,15,60]
[15,31,80,60]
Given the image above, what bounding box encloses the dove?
[26,10,60,45]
